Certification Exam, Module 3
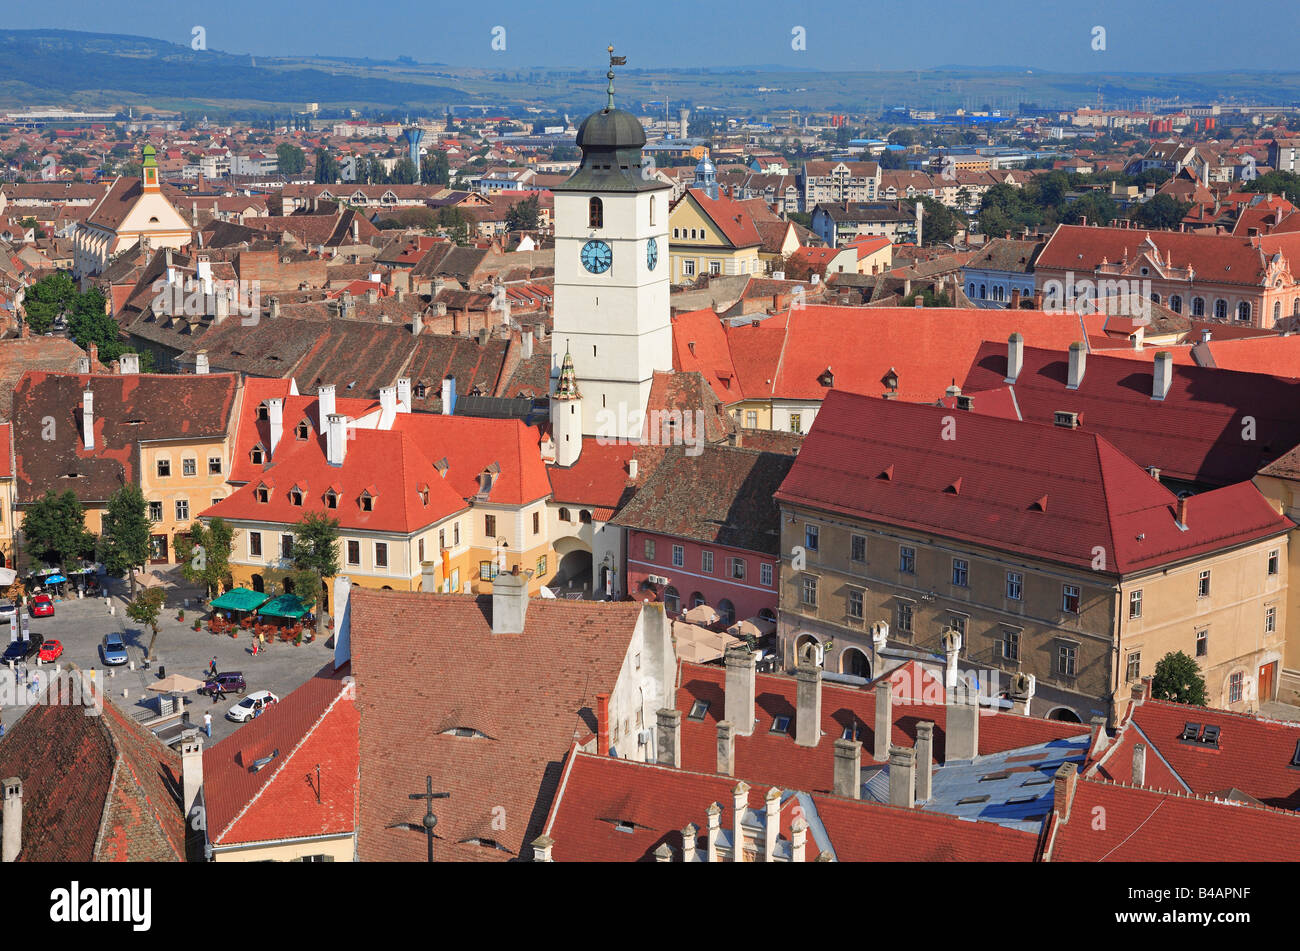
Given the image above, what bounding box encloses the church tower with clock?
[550,49,672,444]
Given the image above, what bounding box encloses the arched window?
[1151,292,1161,304]
[558,507,571,522]
[1237,301,1252,322]
[664,585,680,614]
[690,591,706,608]
[840,647,871,679]
[1294,298,1300,317]
[717,598,735,627]
[980,284,987,299]
[588,197,603,229]
[1275,301,1282,324]
[1214,299,1227,320]
[579,509,593,524]
[1169,294,1181,313]
[1192,297,1205,317]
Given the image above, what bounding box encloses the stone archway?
[552,536,593,596]
[839,646,871,679]
[1046,706,1081,723]
[795,632,822,667]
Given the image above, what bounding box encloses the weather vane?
[607,45,627,110]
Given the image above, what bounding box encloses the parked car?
[29,594,54,618]
[3,633,43,663]
[0,600,15,623]
[37,639,63,662]
[202,671,246,696]
[100,632,129,666]
[226,690,279,723]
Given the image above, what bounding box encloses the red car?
[30,594,54,618]
[37,639,63,662]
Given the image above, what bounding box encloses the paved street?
[1,581,335,746]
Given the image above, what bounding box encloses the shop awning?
[211,588,270,612]
[257,593,308,619]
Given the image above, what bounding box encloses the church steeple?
[554,346,581,400]
[141,143,160,193]
[550,346,583,466]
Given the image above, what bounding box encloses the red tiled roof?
[547,437,634,507]
[775,390,1292,574]
[684,188,763,249]
[205,664,357,847]
[962,341,1300,485]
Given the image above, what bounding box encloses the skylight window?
[770,716,791,735]
[688,699,710,721]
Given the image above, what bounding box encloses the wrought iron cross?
[409,776,450,863]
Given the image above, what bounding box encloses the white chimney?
[196,259,213,295]
[318,384,336,422]
[681,824,697,863]
[531,835,554,862]
[351,218,360,242]
[326,414,347,466]
[378,385,398,429]
[266,397,284,457]
[82,388,94,450]
[946,689,980,761]
[724,648,756,737]
[1005,332,1023,384]
[521,329,533,360]
[705,803,721,862]
[181,737,204,821]
[332,574,352,668]
[795,663,822,747]
[628,458,639,480]
[731,782,749,862]
[762,787,780,861]
[195,350,209,375]
[943,628,962,691]
[873,679,892,762]
[1067,341,1086,389]
[491,566,531,635]
[1152,351,1172,400]
[1132,742,1147,785]
[440,376,455,416]
[716,721,735,776]
[791,818,807,862]
[889,745,916,808]
[118,352,140,375]
[915,721,935,801]
[396,378,412,413]
[656,708,682,768]
[412,312,423,336]
[1,777,21,862]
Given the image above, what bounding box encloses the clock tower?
[550,48,671,443]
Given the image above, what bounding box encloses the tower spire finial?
[606,45,626,111]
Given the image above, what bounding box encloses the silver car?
[0,600,15,623]
[100,632,129,666]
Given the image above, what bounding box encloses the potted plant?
[193,620,201,631]
[177,609,185,621]
[294,630,304,646]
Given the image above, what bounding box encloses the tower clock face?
[580,239,613,274]
[646,237,659,270]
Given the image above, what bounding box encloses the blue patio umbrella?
[45,575,67,584]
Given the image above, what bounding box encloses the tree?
[505,195,540,231]
[421,151,450,186]
[1150,650,1209,706]
[1131,194,1192,231]
[290,513,340,634]
[909,196,964,246]
[315,147,340,184]
[437,206,471,245]
[127,588,167,660]
[390,157,418,185]
[1242,169,1300,204]
[177,517,234,600]
[101,484,152,599]
[23,490,94,574]
[21,271,78,334]
[276,143,306,175]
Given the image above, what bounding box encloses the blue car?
[100,632,129,666]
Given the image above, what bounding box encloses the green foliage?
[21,490,94,573]
[315,147,340,184]
[21,271,78,334]
[785,211,812,229]
[1150,650,1209,706]
[1131,194,1192,230]
[126,587,167,659]
[1242,169,1300,204]
[276,143,306,175]
[909,195,965,246]
[390,157,418,185]
[101,484,151,590]
[286,567,321,612]
[291,512,341,580]
[178,518,234,600]
[1062,191,1120,227]
[436,206,471,245]
[505,195,540,231]
[421,151,450,186]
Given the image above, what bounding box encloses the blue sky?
[14,0,1300,72]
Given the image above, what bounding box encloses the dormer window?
[360,492,374,512]
[250,444,265,465]
[295,420,310,440]
[289,488,303,506]
[256,402,269,421]
[255,484,270,503]
[325,489,338,509]
[418,485,430,505]
[414,382,427,399]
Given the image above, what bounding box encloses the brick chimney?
[915,721,935,801]
[596,692,610,755]
[833,738,861,798]
[716,721,736,776]
[888,745,916,808]
[1010,288,1020,308]
[1053,763,1078,823]
[724,648,756,736]
[795,663,822,747]
[1,777,21,862]
[1176,495,1189,528]
[491,565,531,635]
[1033,288,1044,309]
[656,708,682,768]
[87,342,98,368]
[873,679,892,762]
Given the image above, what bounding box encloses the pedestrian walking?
[208,656,218,677]
[204,712,212,738]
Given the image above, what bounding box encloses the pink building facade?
[624,528,778,625]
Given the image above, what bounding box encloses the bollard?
[123,689,128,698]
[128,661,133,671]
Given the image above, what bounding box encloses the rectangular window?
[701,550,714,573]
[1057,644,1077,677]
[175,499,189,521]
[1266,606,1277,634]
[1062,584,1080,614]
[453,522,460,546]
[801,575,818,607]
[1198,570,1211,598]
[672,545,684,568]
[1229,671,1243,703]
[1129,589,1143,619]
[1196,628,1208,657]
[182,458,197,477]
[484,514,497,539]
[375,542,388,569]
[1126,651,1141,683]
[952,558,969,587]
[897,601,913,633]
[156,458,170,478]
[249,532,262,558]
[347,540,360,566]
[899,546,916,574]
[1002,629,1020,662]
[850,535,866,563]
[684,259,695,277]
[148,501,163,522]
[745,410,757,428]
[533,512,540,534]
[418,538,425,563]
[280,534,292,560]
[1268,549,1279,576]
[760,563,773,586]
[709,260,721,276]
[480,560,498,581]
[537,555,547,577]
[804,524,819,552]
[790,413,803,434]
[730,558,746,581]
[950,615,967,638]
[209,456,223,475]
[1005,571,1022,601]
[848,588,864,619]
[644,538,656,560]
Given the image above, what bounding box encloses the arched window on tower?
[589,197,603,229]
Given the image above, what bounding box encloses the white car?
[226,690,280,723]
[0,600,15,623]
